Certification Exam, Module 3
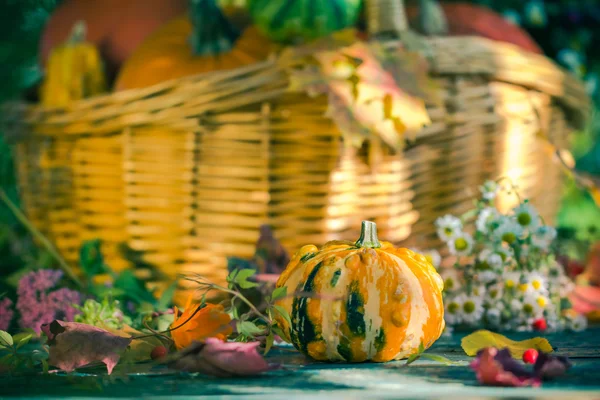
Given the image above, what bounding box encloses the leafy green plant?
[0,329,48,375]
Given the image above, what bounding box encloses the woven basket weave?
[4,0,590,301]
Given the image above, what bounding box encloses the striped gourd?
[274,221,445,362]
[247,0,362,43]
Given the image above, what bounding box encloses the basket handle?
[366,0,448,38]
[365,0,408,38]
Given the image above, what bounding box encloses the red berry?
[532,318,547,331]
[523,349,539,364]
[150,345,168,360]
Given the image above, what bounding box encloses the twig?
[142,320,174,347]
[0,189,83,288]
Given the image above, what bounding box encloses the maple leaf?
[167,338,277,377]
[41,320,131,374]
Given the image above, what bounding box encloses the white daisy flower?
[493,217,524,244]
[476,207,499,233]
[494,246,514,263]
[440,268,462,293]
[513,202,540,231]
[444,296,463,325]
[471,284,487,299]
[485,282,504,304]
[527,272,548,294]
[479,180,500,201]
[531,226,557,251]
[422,249,441,269]
[485,308,502,328]
[478,249,504,272]
[435,215,463,242]
[567,313,588,332]
[510,298,523,313]
[477,270,498,284]
[522,293,546,318]
[456,293,484,325]
[448,232,474,256]
[504,271,521,291]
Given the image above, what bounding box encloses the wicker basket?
[4,0,590,302]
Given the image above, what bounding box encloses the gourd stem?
[69,20,87,44]
[189,0,240,56]
[355,221,382,249]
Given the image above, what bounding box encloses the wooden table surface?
[2,328,600,399]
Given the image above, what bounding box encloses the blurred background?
[1,0,599,303]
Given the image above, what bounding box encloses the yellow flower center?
[517,213,532,226]
[464,301,476,314]
[455,238,468,251]
[536,296,547,308]
[445,278,454,290]
[523,303,534,314]
[518,283,529,293]
[448,303,459,313]
[502,232,517,244]
[505,279,515,289]
[444,227,453,236]
[489,289,498,298]
[532,280,542,290]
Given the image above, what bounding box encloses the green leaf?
[41,359,49,374]
[0,353,13,365]
[272,325,287,341]
[79,239,110,278]
[264,331,274,355]
[420,354,458,365]
[272,305,292,328]
[237,321,264,338]
[113,270,157,305]
[461,330,553,358]
[0,330,13,348]
[234,269,259,289]
[157,281,177,311]
[271,286,287,301]
[13,333,32,349]
[405,342,425,365]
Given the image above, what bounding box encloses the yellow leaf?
[461,330,553,358]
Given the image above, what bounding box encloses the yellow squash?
[40,21,107,107]
[275,221,445,362]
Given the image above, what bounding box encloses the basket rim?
[2,34,591,141]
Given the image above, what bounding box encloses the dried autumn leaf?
[41,320,132,374]
[470,347,541,387]
[105,324,163,364]
[461,330,553,359]
[168,338,276,377]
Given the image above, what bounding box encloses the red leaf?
[41,320,132,374]
[168,338,277,377]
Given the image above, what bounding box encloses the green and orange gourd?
[115,0,272,90]
[274,221,445,362]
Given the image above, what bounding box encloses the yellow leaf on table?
[461,330,554,358]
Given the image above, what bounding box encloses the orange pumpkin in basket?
[115,0,273,91]
[274,221,445,362]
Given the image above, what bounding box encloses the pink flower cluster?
[17,270,82,334]
[0,297,14,331]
